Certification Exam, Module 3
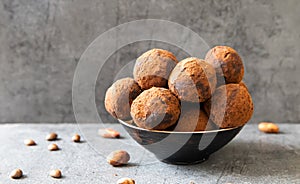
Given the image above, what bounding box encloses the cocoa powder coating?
[130,87,180,130]
[168,57,217,103]
[174,103,209,132]
[133,49,178,90]
[205,46,244,84]
[204,83,254,128]
[105,78,142,120]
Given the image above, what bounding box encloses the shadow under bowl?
[119,120,243,165]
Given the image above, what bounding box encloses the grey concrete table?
[0,123,299,184]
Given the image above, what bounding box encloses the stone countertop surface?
[0,123,299,184]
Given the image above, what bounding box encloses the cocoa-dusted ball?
[205,46,244,84]
[204,83,254,128]
[105,78,142,120]
[205,121,219,131]
[239,80,248,90]
[174,103,209,132]
[133,49,178,90]
[130,87,180,130]
[168,57,217,103]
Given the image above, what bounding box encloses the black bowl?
[119,120,243,165]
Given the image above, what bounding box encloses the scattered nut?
[48,143,59,151]
[117,177,135,184]
[107,150,130,166]
[72,134,81,142]
[258,122,279,133]
[49,169,62,178]
[10,169,23,179]
[98,128,120,138]
[24,139,36,146]
[46,132,58,141]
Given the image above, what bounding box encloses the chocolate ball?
[133,49,178,90]
[174,103,209,132]
[130,87,180,130]
[239,80,249,90]
[204,83,254,128]
[168,57,217,103]
[105,78,142,120]
[205,46,244,84]
[205,121,219,131]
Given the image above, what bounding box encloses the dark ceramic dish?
[119,120,243,165]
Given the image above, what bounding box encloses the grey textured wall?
[0,0,299,123]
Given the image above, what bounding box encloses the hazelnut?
[49,169,62,178]
[107,150,130,166]
[10,169,23,179]
[46,133,58,141]
[117,177,135,184]
[72,134,81,142]
[48,143,59,151]
[258,122,279,133]
[98,128,120,138]
[24,139,36,146]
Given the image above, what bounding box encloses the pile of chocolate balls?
[105,46,254,131]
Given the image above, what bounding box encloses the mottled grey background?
[0,0,299,123]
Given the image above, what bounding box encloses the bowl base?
[160,155,209,165]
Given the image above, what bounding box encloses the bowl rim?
[118,119,243,134]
